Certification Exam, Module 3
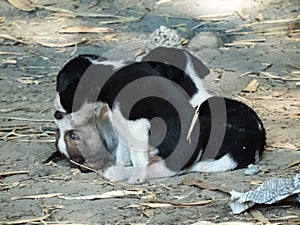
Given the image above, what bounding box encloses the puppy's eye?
[54,111,64,120]
[69,132,80,140]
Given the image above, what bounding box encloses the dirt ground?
[0,0,299,224]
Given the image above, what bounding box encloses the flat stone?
[188,32,223,51]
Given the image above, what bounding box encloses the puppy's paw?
[128,167,147,185]
[104,165,132,182]
[128,176,147,185]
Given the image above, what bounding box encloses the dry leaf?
[6,0,35,11]
[34,38,88,47]
[0,59,17,64]
[33,4,139,21]
[250,209,270,224]
[0,170,29,176]
[283,159,300,169]
[290,112,300,118]
[0,16,5,23]
[60,190,144,200]
[0,182,20,191]
[269,143,299,150]
[183,178,230,194]
[17,77,41,85]
[128,199,212,208]
[0,116,53,123]
[237,16,300,28]
[242,79,259,92]
[0,34,29,44]
[0,51,22,55]
[69,160,99,173]
[225,38,266,46]
[129,202,173,208]
[59,26,114,34]
[192,222,257,225]
[11,193,63,200]
[259,71,300,81]
[0,213,51,225]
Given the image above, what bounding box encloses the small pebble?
[28,162,51,177]
[244,164,260,176]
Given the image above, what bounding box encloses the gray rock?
[188,32,223,51]
[28,162,50,177]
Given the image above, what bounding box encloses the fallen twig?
[34,38,89,48]
[60,190,144,200]
[0,116,53,122]
[0,213,51,224]
[283,159,300,169]
[236,16,300,28]
[0,170,29,176]
[11,193,63,200]
[224,38,266,46]
[0,107,32,113]
[128,199,212,208]
[69,160,100,174]
[59,26,114,34]
[0,34,29,44]
[0,51,22,55]
[183,177,230,194]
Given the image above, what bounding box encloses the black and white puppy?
[104,95,266,182]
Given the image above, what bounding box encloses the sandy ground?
[0,0,299,224]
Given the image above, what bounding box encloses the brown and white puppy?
[53,103,117,171]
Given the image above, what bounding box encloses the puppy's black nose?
[54,111,64,120]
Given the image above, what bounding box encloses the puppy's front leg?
[127,119,150,184]
[116,143,131,167]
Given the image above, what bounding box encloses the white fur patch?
[184,52,211,107]
[54,93,67,113]
[189,153,237,172]
[85,57,126,70]
[54,114,73,159]
[57,129,70,159]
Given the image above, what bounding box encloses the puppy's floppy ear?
[184,50,210,79]
[57,57,91,93]
[95,103,109,118]
[57,54,107,93]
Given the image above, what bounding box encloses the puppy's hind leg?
[127,119,151,184]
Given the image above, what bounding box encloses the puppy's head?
[54,103,116,172]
